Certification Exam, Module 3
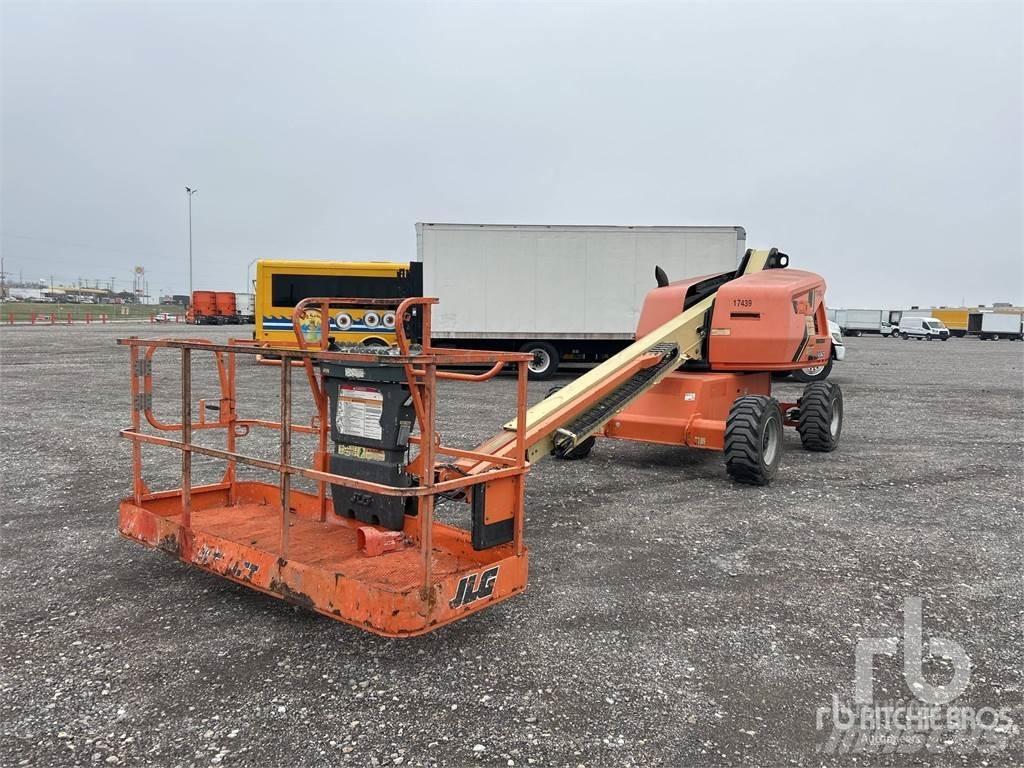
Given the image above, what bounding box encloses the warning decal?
[338,385,384,440]
[337,444,386,462]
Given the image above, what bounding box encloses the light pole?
[245,257,258,295]
[186,186,198,297]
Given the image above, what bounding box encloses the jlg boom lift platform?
[118,248,844,636]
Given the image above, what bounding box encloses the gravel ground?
[1,324,1021,767]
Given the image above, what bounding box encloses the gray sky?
[2,0,1021,308]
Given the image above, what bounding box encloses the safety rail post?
[514,359,528,556]
[225,349,237,504]
[130,343,144,505]
[279,355,292,556]
[419,363,437,599]
[316,300,329,520]
[181,348,192,529]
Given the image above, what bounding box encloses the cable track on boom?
[552,342,680,453]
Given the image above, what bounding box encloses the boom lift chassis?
[118,249,843,636]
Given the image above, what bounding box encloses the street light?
[245,257,258,296]
[185,186,198,297]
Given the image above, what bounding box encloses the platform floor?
[168,503,478,593]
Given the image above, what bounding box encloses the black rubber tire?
[901,332,909,340]
[520,341,559,380]
[797,381,843,452]
[992,334,1001,341]
[546,386,595,459]
[554,435,595,461]
[724,396,784,486]
[791,356,833,383]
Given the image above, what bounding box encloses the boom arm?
[459,249,780,471]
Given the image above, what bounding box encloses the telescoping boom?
[117,248,843,635]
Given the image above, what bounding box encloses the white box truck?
[827,308,896,336]
[967,311,1023,340]
[841,308,891,336]
[417,223,746,378]
[237,293,255,324]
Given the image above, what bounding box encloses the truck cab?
[897,316,950,341]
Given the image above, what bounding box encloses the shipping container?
[417,222,745,378]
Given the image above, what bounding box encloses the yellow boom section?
[482,249,773,465]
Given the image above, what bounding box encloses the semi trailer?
[418,223,746,378]
[187,290,219,324]
[188,291,244,324]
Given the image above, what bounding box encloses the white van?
[897,316,950,341]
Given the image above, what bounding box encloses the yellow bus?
[254,260,423,348]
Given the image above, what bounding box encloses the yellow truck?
[254,260,422,348]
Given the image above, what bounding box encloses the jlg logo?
[449,566,499,609]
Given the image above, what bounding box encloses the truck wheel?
[991,334,1001,341]
[791,356,833,383]
[724,396,783,486]
[797,381,843,452]
[901,332,909,340]
[546,385,595,459]
[520,341,559,380]
[554,435,595,460]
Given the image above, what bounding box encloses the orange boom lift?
[117,248,844,636]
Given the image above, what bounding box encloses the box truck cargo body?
[929,308,970,337]
[827,308,890,336]
[417,223,746,378]
[968,311,1023,340]
[237,293,255,324]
